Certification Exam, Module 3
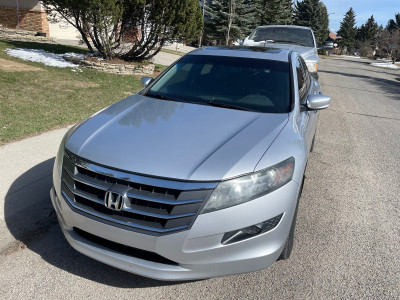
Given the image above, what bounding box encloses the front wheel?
[311,72,319,81]
[278,176,304,260]
[310,134,315,152]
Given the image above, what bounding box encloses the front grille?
[61,150,217,235]
[73,228,178,265]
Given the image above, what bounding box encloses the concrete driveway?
[1,56,399,299]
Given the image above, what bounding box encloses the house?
[0,0,80,41]
[328,30,337,41]
[0,0,48,35]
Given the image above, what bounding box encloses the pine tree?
[357,15,378,46]
[337,7,357,51]
[316,2,329,44]
[236,0,259,38]
[258,0,293,26]
[204,0,229,44]
[293,0,327,44]
[255,0,267,26]
[386,13,400,32]
[205,0,257,45]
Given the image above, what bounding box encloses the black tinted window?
[148,55,291,113]
[249,27,315,47]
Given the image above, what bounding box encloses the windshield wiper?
[146,94,257,112]
[273,40,308,47]
[145,92,180,102]
[206,101,257,112]
[146,92,204,106]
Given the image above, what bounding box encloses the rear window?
[249,27,315,48]
[147,55,291,114]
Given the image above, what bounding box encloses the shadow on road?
[3,159,183,288]
[319,63,400,102]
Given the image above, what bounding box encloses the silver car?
[243,25,320,79]
[50,46,330,280]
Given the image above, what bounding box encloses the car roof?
[256,25,313,31]
[188,46,291,62]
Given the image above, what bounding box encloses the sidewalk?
[152,44,196,65]
[151,51,181,66]
[0,127,69,253]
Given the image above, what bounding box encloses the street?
[1,56,399,299]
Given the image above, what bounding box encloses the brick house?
[0,0,49,35]
[0,0,80,41]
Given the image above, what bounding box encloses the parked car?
[243,25,322,79]
[51,46,330,281]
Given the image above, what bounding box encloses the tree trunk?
[76,25,94,53]
[225,0,234,45]
[199,0,206,46]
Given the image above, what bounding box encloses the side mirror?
[141,77,154,87]
[307,94,331,110]
[318,43,334,50]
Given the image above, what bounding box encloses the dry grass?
[0,39,146,144]
[0,58,44,72]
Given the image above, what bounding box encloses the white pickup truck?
[243,25,323,79]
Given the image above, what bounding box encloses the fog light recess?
[221,213,283,245]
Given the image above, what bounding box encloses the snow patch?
[371,62,400,70]
[63,52,87,60]
[340,55,361,59]
[5,48,82,68]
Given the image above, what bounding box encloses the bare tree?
[378,29,400,63]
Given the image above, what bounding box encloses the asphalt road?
[1,56,399,299]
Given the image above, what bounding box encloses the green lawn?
[0,39,163,145]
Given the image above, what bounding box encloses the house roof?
[329,31,337,40]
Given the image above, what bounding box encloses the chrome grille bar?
[61,151,217,235]
[62,179,104,205]
[126,191,204,205]
[65,150,218,191]
[62,191,189,233]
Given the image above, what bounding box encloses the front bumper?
[50,179,300,281]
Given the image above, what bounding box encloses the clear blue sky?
[322,0,400,32]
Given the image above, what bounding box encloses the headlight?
[53,125,78,195]
[54,125,76,177]
[306,62,318,73]
[54,135,65,178]
[200,157,295,214]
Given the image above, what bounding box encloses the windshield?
[146,55,291,114]
[248,27,315,47]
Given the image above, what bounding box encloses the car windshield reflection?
[146,55,291,114]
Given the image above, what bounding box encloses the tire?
[310,134,315,152]
[311,72,319,81]
[278,176,304,260]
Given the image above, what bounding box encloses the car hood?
[243,41,318,62]
[66,94,289,181]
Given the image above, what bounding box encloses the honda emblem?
[104,191,125,211]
